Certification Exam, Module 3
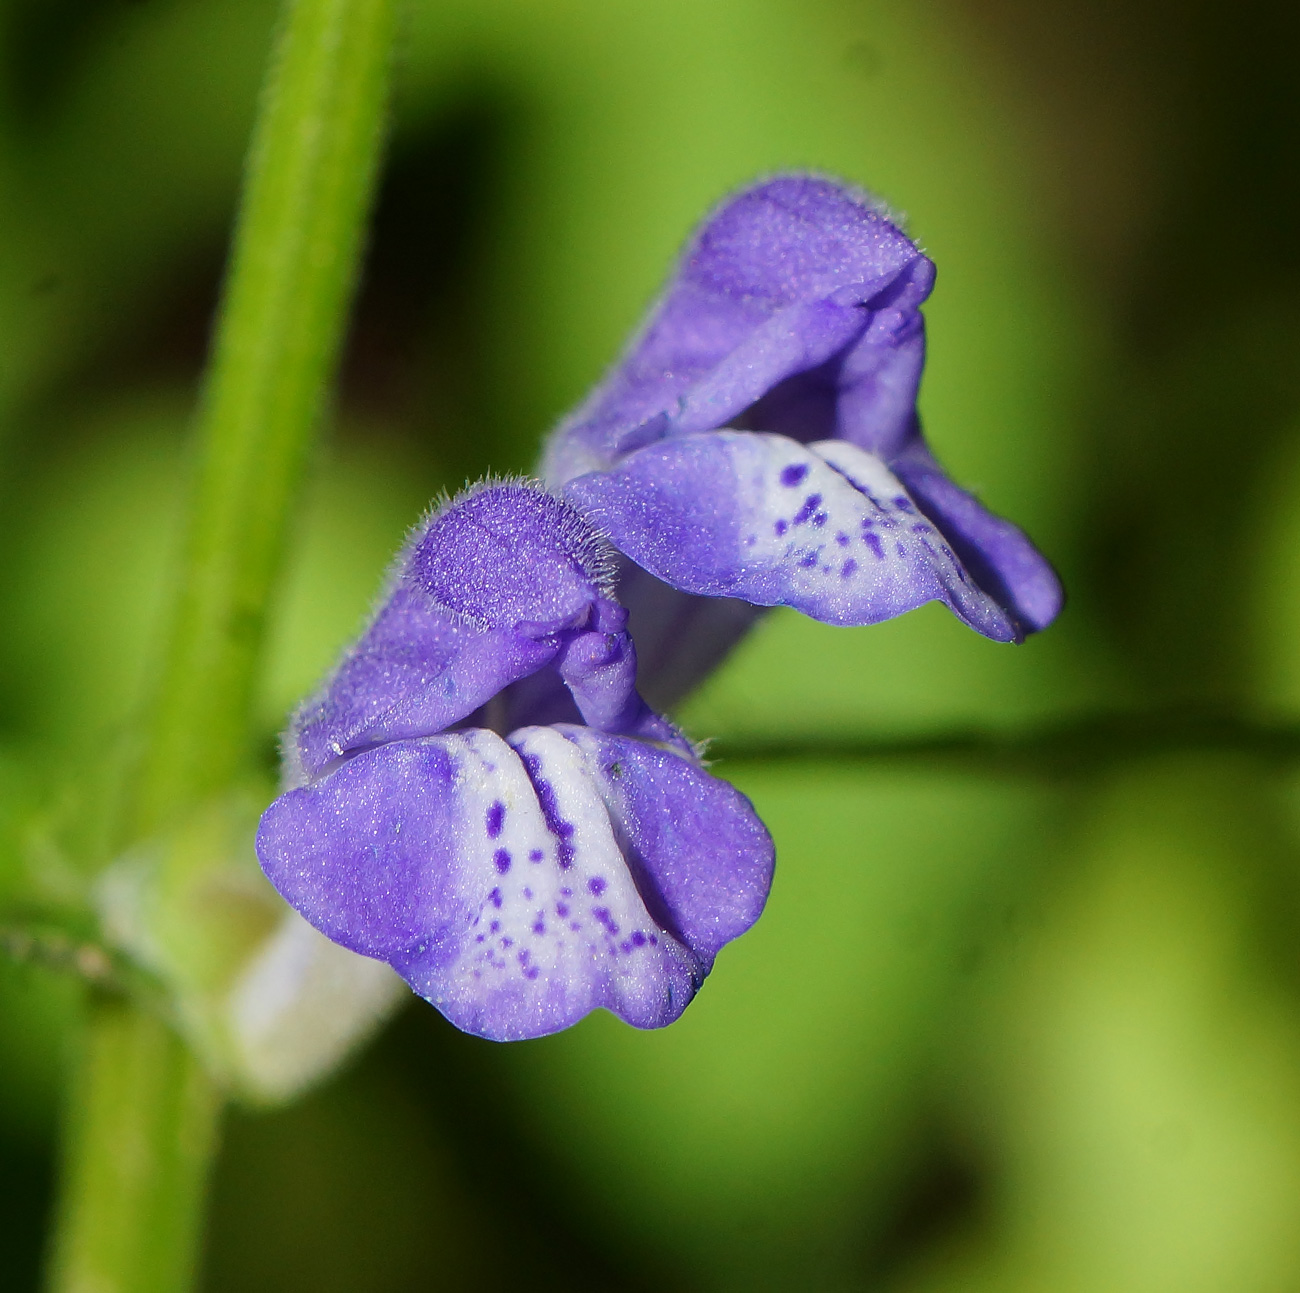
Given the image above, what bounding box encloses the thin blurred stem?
[47,1,400,1291]
[712,709,1300,777]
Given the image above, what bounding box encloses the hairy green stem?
[47,1,400,1290]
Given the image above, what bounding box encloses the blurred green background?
[2,0,1300,1288]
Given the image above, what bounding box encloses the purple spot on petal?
[529,848,543,863]
[631,931,647,947]
[841,558,858,578]
[493,848,511,874]
[489,920,500,933]
[780,463,809,487]
[836,532,850,546]
[556,902,570,918]
[523,887,533,900]
[799,552,818,568]
[522,754,577,869]
[813,512,828,527]
[896,541,907,557]
[501,937,514,948]
[912,522,932,534]
[475,934,485,943]
[588,876,607,896]
[592,906,620,935]
[485,800,505,839]
[532,917,546,934]
[489,888,503,909]
[525,966,539,979]
[865,533,884,560]
[774,519,788,537]
[893,495,914,512]
[793,493,823,525]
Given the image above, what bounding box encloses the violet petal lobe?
[553,725,774,963]
[405,481,614,630]
[256,725,773,1042]
[889,439,1065,633]
[564,430,1021,640]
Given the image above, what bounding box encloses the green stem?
[46,1001,221,1293]
[47,1,400,1290]
[712,710,1300,777]
[130,0,400,840]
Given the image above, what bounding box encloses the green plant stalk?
[132,0,399,839]
[46,1000,220,1293]
[46,1,400,1290]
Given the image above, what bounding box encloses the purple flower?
[545,174,1063,646]
[256,482,773,1041]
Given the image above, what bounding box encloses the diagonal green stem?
[46,2,400,1290]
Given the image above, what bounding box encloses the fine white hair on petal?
[420,474,618,598]
[226,911,407,1103]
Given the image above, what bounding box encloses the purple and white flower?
[546,174,1063,649]
[256,482,773,1041]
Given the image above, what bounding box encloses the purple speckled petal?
[542,175,934,482]
[541,173,1061,644]
[553,725,774,964]
[565,430,1020,640]
[256,726,773,1042]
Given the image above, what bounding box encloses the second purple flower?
[545,175,1063,644]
